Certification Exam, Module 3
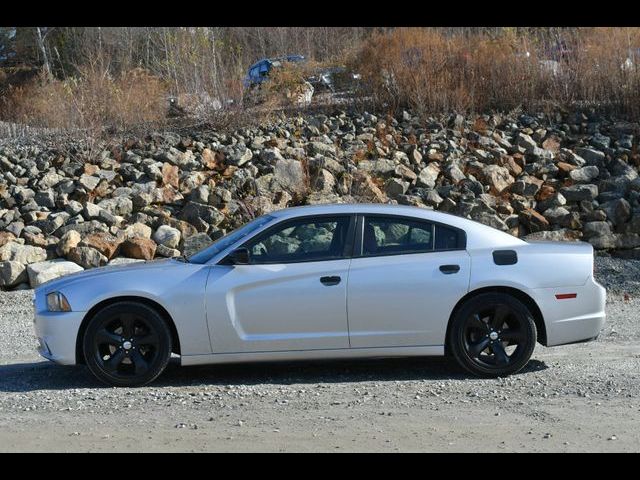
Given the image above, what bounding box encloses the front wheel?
[449,293,537,377]
[83,302,172,387]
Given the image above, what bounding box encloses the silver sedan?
[34,204,606,386]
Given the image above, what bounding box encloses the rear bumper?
[529,276,606,347]
[34,310,85,365]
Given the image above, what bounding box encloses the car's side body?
[33,204,606,369]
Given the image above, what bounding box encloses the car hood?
[35,258,179,293]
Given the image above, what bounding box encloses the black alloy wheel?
[449,293,537,377]
[83,302,172,387]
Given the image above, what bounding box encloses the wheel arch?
[445,286,547,353]
[75,296,181,365]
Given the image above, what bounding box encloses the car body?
[33,204,606,386]
[243,55,306,88]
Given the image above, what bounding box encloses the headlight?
[46,292,71,312]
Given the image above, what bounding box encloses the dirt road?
[1,285,639,452]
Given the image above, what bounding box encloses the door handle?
[320,276,341,286]
[439,264,460,274]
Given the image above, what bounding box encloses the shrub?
[351,27,640,118]
[2,65,168,132]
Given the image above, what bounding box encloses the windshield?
[187,214,275,264]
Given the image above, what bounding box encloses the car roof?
[268,204,525,250]
[248,55,305,71]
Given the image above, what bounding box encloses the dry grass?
[4,27,640,134]
[351,27,640,118]
[2,64,168,133]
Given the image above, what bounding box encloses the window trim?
[353,214,467,259]
[227,213,357,265]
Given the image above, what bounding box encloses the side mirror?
[226,247,250,265]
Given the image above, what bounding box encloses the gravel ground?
[0,256,639,452]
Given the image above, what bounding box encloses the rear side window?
[360,215,465,257]
[362,216,434,256]
[435,224,460,250]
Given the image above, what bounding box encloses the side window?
[435,224,460,250]
[362,216,434,256]
[245,216,351,264]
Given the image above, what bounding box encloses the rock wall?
[1,109,639,289]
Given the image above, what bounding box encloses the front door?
[205,214,354,353]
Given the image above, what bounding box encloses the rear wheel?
[449,293,537,377]
[82,302,172,387]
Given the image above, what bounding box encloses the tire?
[82,301,172,387]
[449,293,537,377]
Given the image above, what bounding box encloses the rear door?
[347,214,471,348]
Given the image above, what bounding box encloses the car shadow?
[0,357,549,392]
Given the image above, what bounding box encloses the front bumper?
[529,275,607,347]
[34,290,86,365]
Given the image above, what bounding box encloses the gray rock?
[123,223,152,239]
[524,230,581,242]
[516,133,538,153]
[98,197,133,217]
[309,142,336,157]
[273,159,306,195]
[600,198,632,226]
[56,230,82,257]
[590,133,610,150]
[472,212,508,231]
[152,225,182,249]
[417,163,441,189]
[385,178,409,198]
[67,246,108,269]
[0,243,47,264]
[357,159,396,177]
[569,166,599,183]
[78,174,100,191]
[0,261,28,287]
[584,221,612,238]
[26,259,84,288]
[34,190,55,209]
[482,165,514,193]
[228,147,253,166]
[155,244,181,258]
[107,257,145,266]
[183,233,214,257]
[574,147,605,165]
[312,169,336,194]
[422,189,443,206]
[561,184,599,202]
[180,202,225,232]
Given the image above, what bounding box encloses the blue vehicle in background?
[243,55,306,88]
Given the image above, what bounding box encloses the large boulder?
[180,202,225,232]
[98,197,133,217]
[0,261,28,288]
[152,225,182,249]
[569,166,599,183]
[80,232,123,260]
[56,230,82,257]
[560,184,599,202]
[182,233,214,257]
[0,242,47,264]
[121,237,156,260]
[68,246,108,269]
[123,222,152,239]
[26,259,84,288]
[272,159,306,195]
[416,163,441,189]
